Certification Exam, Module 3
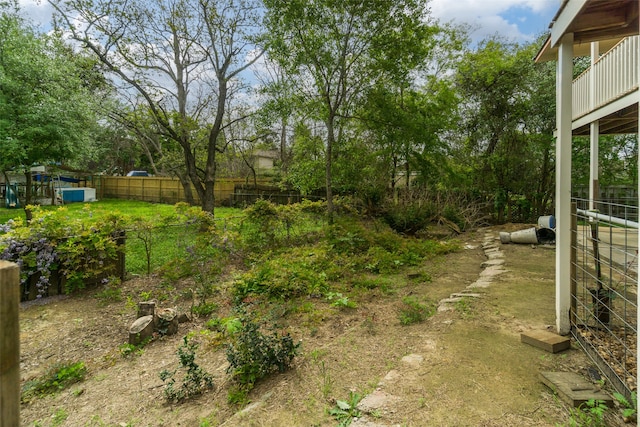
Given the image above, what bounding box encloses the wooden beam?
[552,0,588,47]
[0,261,20,427]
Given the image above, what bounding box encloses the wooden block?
[521,330,571,353]
[129,315,154,345]
[540,371,613,408]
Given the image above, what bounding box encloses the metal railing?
[572,198,638,398]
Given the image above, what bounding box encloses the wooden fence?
[91,176,272,206]
[0,261,20,427]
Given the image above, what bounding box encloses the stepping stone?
[480,266,506,277]
[437,304,455,312]
[467,280,491,289]
[357,389,400,413]
[401,354,424,368]
[484,247,500,255]
[521,330,570,353]
[482,259,505,267]
[351,418,400,427]
[382,369,400,383]
[439,297,462,304]
[486,251,505,260]
[450,292,482,298]
[540,371,613,408]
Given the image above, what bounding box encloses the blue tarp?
[4,184,20,208]
[34,174,80,183]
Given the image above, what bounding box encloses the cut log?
[177,312,192,324]
[129,315,154,345]
[137,301,156,319]
[155,308,179,336]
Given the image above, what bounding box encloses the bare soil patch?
[18,227,623,426]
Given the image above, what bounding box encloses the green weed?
[566,399,608,427]
[328,391,363,426]
[225,310,300,389]
[159,337,214,403]
[613,391,637,422]
[398,296,435,325]
[21,361,87,402]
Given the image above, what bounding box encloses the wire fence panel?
[572,198,638,398]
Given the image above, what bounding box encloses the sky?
[15,0,561,103]
[19,0,561,45]
[429,0,559,44]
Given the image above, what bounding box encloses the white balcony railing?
[572,36,639,120]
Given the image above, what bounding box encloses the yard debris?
[128,301,181,344]
[500,216,556,245]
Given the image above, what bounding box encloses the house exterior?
[252,149,279,175]
[536,0,639,398]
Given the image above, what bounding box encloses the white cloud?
[429,0,558,43]
[18,0,55,29]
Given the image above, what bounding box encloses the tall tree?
[51,0,264,213]
[264,0,432,222]
[0,6,99,208]
[455,38,556,222]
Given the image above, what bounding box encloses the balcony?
[572,36,639,135]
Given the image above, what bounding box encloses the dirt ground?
[18,226,626,426]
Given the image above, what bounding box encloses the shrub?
[0,205,124,298]
[240,199,281,250]
[21,361,87,402]
[225,311,300,389]
[326,219,371,254]
[398,296,436,325]
[233,248,330,300]
[382,201,436,234]
[159,337,214,403]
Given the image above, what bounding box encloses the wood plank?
[0,261,20,427]
[521,330,571,353]
[540,371,613,408]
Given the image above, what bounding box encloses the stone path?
[351,229,508,427]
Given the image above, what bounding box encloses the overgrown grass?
[21,361,87,403]
[1,199,241,276]
[0,199,239,224]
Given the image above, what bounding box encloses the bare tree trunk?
[176,172,196,205]
[325,116,335,225]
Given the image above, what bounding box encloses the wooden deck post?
[0,261,20,427]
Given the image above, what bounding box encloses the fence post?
[0,261,20,427]
[570,202,577,330]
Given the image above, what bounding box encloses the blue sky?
[429,0,559,44]
[20,0,560,45]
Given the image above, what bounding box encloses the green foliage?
[192,302,218,318]
[21,361,87,402]
[328,391,363,427]
[286,123,327,195]
[0,205,125,297]
[234,247,331,300]
[326,219,372,254]
[454,297,474,319]
[235,216,458,302]
[455,37,556,223]
[51,408,69,427]
[325,292,357,309]
[159,337,214,403]
[613,391,637,422]
[398,296,435,325]
[94,276,123,305]
[119,336,152,358]
[382,200,437,234]
[239,199,324,252]
[0,10,100,197]
[566,399,609,427]
[225,310,300,389]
